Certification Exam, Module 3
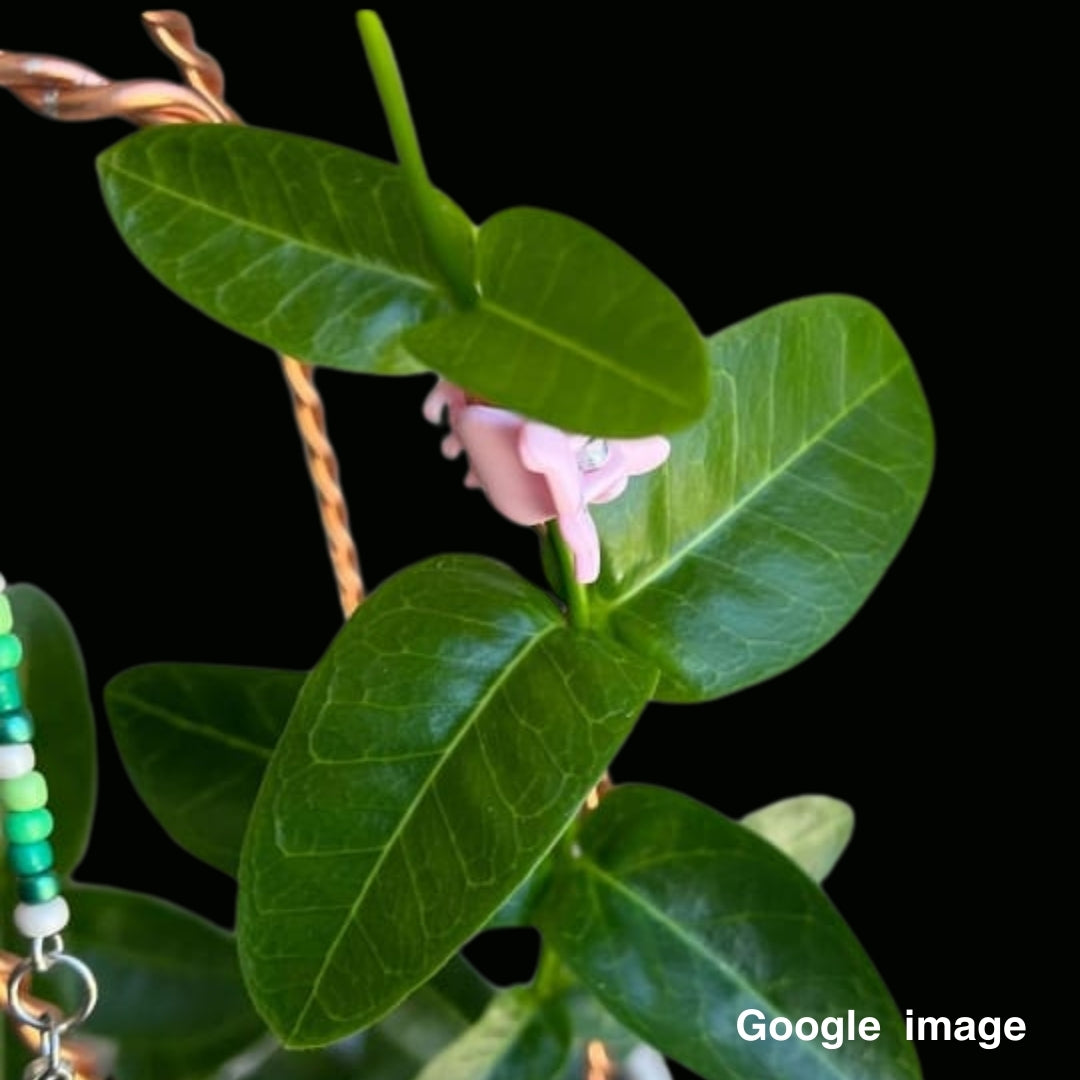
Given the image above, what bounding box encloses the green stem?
[549,522,591,628]
[356,11,477,309]
[532,941,575,1002]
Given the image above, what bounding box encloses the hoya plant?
[1,11,934,1080]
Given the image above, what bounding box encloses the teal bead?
[0,770,47,811]
[0,634,22,670]
[4,808,54,844]
[0,670,21,712]
[0,708,34,744]
[0,594,11,634]
[16,871,61,905]
[7,839,54,876]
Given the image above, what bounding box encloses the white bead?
[0,743,34,779]
[0,572,7,592]
[14,896,70,939]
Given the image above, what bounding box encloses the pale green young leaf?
[412,989,570,1080]
[741,795,854,883]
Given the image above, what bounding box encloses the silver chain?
[8,935,97,1078]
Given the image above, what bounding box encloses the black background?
[2,5,1046,1077]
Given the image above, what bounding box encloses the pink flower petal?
[422,378,467,425]
[613,436,671,475]
[456,407,554,525]
[423,379,670,585]
[519,422,586,521]
[557,506,601,584]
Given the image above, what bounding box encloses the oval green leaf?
[538,785,920,1080]
[413,989,570,1080]
[8,584,97,875]
[741,795,854,883]
[238,555,656,1047]
[63,884,265,1080]
[402,208,709,437]
[591,295,934,700]
[61,886,489,1080]
[249,955,493,1080]
[105,664,304,876]
[96,125,475,375]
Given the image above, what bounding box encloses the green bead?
[0,770,47,811]
[16,871,61,904]
[0,670,22,711]
[0,594,11,634]
[0,708,34,744]
[0,634,22,671]
[4,808,54,844]
[7,839,54,876]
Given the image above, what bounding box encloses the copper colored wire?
[0,950,101,1080]
[1,12,365,1070]
[586,1038,617,1080]
[282,358,364,616]
[0,11,364,619]
[585,771,614,813]
[141,10,231,120]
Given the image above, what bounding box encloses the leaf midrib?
[289,619,561,1040]
[479,298,698,409]
[100,155,444,296]
[600,360,908,615]
[109,689,273,760]
[578,856,854,1080]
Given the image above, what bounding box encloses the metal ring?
[7,950,98,1034]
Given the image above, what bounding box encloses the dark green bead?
[16,871,60,904]
[0,634,22,670]
[4,808,54,844]
[0,708,34,744]
[0,670,21,712]
[7,839,54,876]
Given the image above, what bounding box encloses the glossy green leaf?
[97,125,475,375]
[538,785,920,1080]
[484,856,554,929]
[247,955,493,1080]
[105,664,304,876]
[741,795,854,883]
[590,295,934,700]
[62,884,265,1080]
[58,887,488,1080]
[402,208,709,437]
[7,584,97,874]
[238,555,656,1047]
[413,989,570,1080]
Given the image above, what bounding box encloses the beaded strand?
[1,573,99,1079]
[0,575,69,939]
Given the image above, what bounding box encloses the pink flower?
[423,379,670,584]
